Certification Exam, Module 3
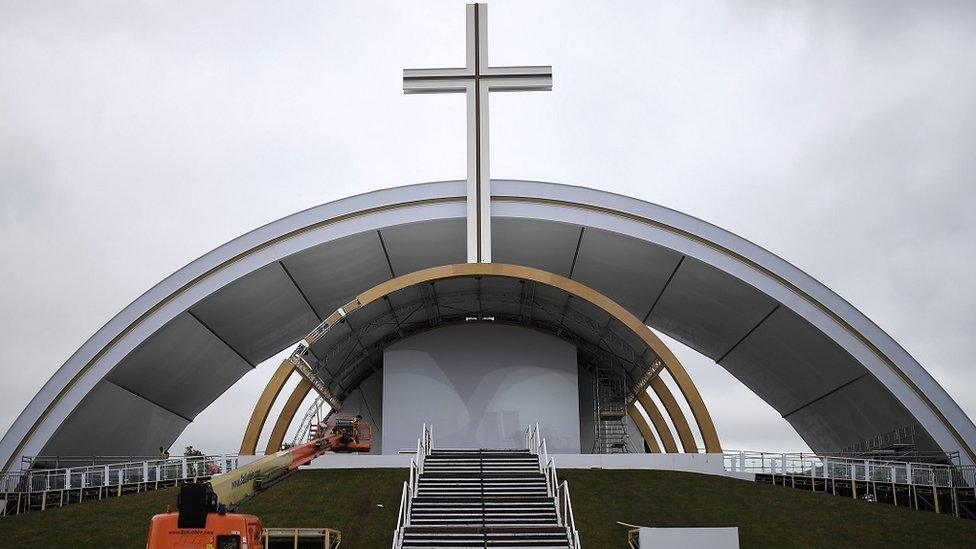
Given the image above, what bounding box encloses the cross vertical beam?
[403,3,552,263]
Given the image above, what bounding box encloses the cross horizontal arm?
[403,78,470,94]
[482,65,552,78]
[482,75,552,92]
[403,67,471,79]
[403,68,472,94]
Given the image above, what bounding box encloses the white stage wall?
[382,323,580,454]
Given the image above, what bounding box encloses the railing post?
[181,457,188,479]
[906,462,913,485]
[220,454,227,474]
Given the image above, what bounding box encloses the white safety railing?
[393,480,409,549]
[724,450,976,488]
[417,423,432,469]
[0,454,240,494]
[557,481,582,549]
[525,423,581,548]
[393,424,433,549]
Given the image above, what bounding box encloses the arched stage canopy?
[2,180,974,472]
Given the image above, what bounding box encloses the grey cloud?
[1,0,973,453]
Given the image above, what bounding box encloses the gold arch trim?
[241,263,721,455]
[637,390,678,453]
[239,360,294,454]
[650,376,698,452]
[628,407,661,453]
[265,377,314,454]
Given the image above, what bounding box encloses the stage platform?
[299,452,755,481]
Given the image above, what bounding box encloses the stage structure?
[2,4,975,475]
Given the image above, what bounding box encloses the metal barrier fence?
[724,450,976,488]
[1,454,241,494]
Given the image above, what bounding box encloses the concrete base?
[304,452,755,480]
[308,453,413,468]
[550,453,755,481]
[638,527,739,548]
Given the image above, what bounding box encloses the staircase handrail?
[525,423,550,474]
[557,480,582,548]
[415,423,433,474]
[392,481,409,549]
[409,458,419,500]
[525,422,542,454]
[393,424,431,548]
[545,457,559,498]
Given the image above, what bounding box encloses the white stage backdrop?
[382,323,581,454]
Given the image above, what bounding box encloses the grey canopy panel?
[189,262,319,365]
[105,312,252,419]
[647,257,779,360]
[4,180,971,470]
[786,376,939,455]
[40,381,189,459]
[720,306,869,415]
[570,228,683,318]
[281,231,392,319]
[382,218,467,275]
[492,218,581,277]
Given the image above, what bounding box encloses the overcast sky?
[1,1,974,454]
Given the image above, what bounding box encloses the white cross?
[404,3,552,263]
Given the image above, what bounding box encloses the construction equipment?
[211,415,371,507]
[147,416,368,548]
[146,483,264,549]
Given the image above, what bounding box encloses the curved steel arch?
[245,263,715,455]
[2,179,973,473]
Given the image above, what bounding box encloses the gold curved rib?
[651,376,698,452]
[628,407,661,453]
[637,391,679,453]
[265,377,314,455]
[239,360,294,455]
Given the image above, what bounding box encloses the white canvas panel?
[382,323,580,454]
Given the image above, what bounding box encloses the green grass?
[0,469,974,548]
[238,468,406,548]
[560,469,976,548]
[0,469,407,549]
[0,486,177,548]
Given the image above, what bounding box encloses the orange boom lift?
[146,415,370,549]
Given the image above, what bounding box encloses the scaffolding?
[290,396,332,447]
[839,424,959,465]
[592,364,632,453]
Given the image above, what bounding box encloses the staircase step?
[395,442,575,548]
[401,526,572,548]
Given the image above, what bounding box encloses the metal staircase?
[392,424,581,548]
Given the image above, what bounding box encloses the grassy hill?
[0,468,974,548]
